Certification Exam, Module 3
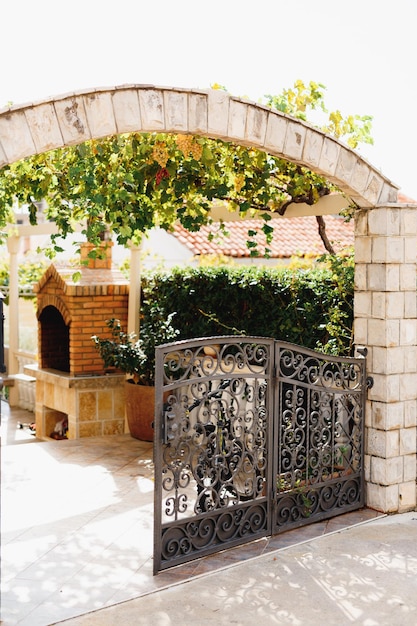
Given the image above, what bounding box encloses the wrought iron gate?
[153,337,368,574]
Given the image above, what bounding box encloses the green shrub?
[140,253,354,356]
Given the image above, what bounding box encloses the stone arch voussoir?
[0,85,398,208]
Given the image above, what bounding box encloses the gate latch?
[163,406,178,444]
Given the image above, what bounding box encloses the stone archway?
[0,85,416,514]
[0,85,398,206]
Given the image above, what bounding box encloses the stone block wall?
[355,204,417,512]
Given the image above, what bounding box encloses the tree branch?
[277,186,330,216]
[316,215,335,254]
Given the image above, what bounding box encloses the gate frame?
[153,336,369,574]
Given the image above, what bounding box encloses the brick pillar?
[354,204,417,512]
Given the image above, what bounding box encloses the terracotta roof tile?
[173,215,354,259]
[398,192,416,203]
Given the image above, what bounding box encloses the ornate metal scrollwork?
[161,502,269,562]
[278,346,365,391]
[274,344,364,534]
[275,477,361,528]
[160,340,270,527]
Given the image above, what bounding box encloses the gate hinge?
[366,376,374,389]
[356,346,368,358]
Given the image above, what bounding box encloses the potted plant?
[92,306,179,441]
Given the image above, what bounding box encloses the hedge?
[140,254,354,356]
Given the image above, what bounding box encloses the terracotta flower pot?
[125,381,155,441]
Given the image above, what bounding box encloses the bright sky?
[2,0,417,199]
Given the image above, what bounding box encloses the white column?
[7,235,21,405]
[128,242,142,338]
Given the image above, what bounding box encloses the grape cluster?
[234,173,245,192]
[155,168,169,185]
[176,134,193,155]
[190,141,203,161]
[151,142,169,167]
[176,135,203,161]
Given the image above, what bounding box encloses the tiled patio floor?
[1,399,383,626]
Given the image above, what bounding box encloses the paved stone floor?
[1,399,383,626]
[59,512,417,626]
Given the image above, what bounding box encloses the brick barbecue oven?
[33,243,130,439]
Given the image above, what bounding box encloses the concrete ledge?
[0,376,15,387]
[9,373,36,383]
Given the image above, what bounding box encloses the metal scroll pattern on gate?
[274,345,365,531]
[159,341,271,563]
